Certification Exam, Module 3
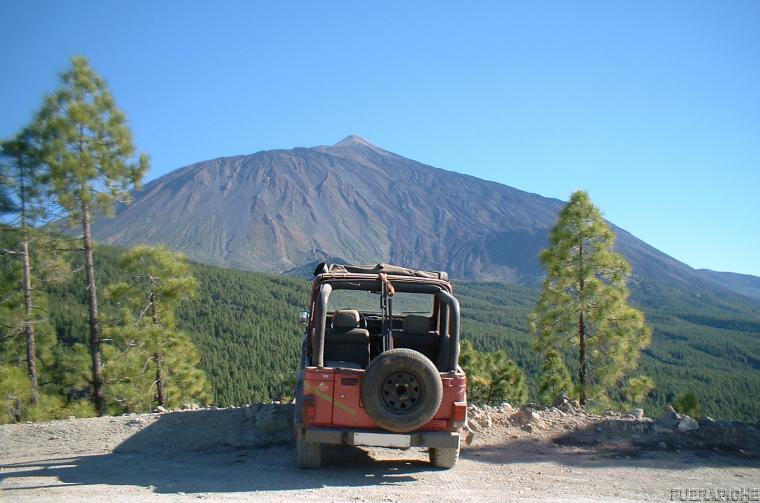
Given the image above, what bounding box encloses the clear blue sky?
[2,1,758,276]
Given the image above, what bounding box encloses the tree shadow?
[465,418,760,470]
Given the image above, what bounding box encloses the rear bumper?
[302,427,461,449]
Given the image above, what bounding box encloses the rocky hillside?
[91,135,751,295]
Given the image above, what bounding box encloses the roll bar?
[311,281,460,371]
[312,283,332,368]
[436,290,460,371]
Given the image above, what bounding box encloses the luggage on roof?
[312,262,448,281]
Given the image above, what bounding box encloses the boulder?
[631,408,644,420]
[657,406,681,428]
[475,413,492,430]
[254,405,290,433]
[553,393,571,407]
[677,415,700,433]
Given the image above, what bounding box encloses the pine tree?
[530,190,651,405]
[0,169,16,213]
[0,129,53,405]
[32,56,148,415]
[624,375,654,408]
[105,245,210,412]
[459,341,528,406]
[672,391,700,418]
[538,349,573,405]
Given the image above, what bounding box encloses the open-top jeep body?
[294,263,467,469]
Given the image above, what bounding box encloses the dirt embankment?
[2,403,759,502]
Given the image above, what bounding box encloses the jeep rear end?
[293,263,467,469]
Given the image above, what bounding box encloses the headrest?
[332,309,360,329]
[403,315,433,334]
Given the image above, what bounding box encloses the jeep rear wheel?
[361,348,443,433]
[296,430,321,469]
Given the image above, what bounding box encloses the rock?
[155,405,169,413]
[653,424,673,434]
[522,423,533,433]
[677,415,699,433]
[510,408,541,425]
[631,408,644,420]
[699,416,716,426]
[657,406,681,428]
[463,424,476,445]
[553,393,571,407]
[254,405,289,433]
[478,414,493,429]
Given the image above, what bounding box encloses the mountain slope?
[697,269,760,301]
[92,135,754,296]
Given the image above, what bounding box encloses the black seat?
[324,309,370,369]
[394,315,438,360]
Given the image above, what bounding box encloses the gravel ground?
[2,407,759,502]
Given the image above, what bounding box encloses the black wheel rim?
[381,371,422,412]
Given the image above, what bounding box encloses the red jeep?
[294,263,467,469]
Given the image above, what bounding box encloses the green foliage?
[624,375,655,408]
[175,264,310,405]
[19,242,760,422]
[32,56,148,220]
[28,55,149,415]
[0,365,32,423]
[460,340,528,406]
[0,145,68,417]
[531,190,652,403]
[1,128,50,225]
[0,173,14,212]
[0,364,93,424]
[672,391,701,418]
[538,350,574,405]
[104,245,210,412]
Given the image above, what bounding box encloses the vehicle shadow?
[465,419,760,470]
[0,446,432,494]
[0,409,433,495]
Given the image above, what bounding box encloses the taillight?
[303,395,316,421]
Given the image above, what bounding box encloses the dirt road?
[2,409,759,502]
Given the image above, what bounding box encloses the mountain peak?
[333,135,376,148]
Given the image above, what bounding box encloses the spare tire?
[361,348,443,433]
